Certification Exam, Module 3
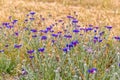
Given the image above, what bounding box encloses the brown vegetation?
[0,0,119,35]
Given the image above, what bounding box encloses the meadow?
[0,0,120,80]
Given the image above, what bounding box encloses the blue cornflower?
[22,68,28,75]
[12,20,18,24]
[29,18,35,21]
[57,31,62,34]
[94,36,98,40]
[85,27,93,32]
[52,40,55,43]
[89,24,93,27]
[27,50,34,54]
[88,68,97,74]
[41,18,45,21]
[98,39,103,43]
[24,19,28,22]
[72,19,78,23]
[71,40,79,46]
[24,27,29,31]
[41,36,47,40]
[58,20,63,22]
[30,11,35,15]
[73,29,80,33]
[29,55,34,59]
[46,27,52,31]
[38,48,45,52]
[14,44,22,49]
[94,27,99,29]
[0,50,4,53]
[2,22,9,26]
[40,30,48,33]
[66,43,74,50]
[5,44,9,47]
[67,15,74,19]
[6,25,14,29]
[14,32,19,36]
[32,35,37,38]
[31,29,37,33]
[114,36,120,41]
[62,48,69,53]
[105,26,112,30]
[64,35,72,39]
[99,31,105,36]
[50,30,54,33]
[93,36,99,43]
[51,34,58,37]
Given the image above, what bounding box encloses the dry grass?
[0,0,120,35]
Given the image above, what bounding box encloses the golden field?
[0,0,120,79]
[0,0,120,34]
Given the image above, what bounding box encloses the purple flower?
[0,50,4,53]
[41,18,45,21]
[105,26,112,30]
[41,36,47,40]
[12,20,18,24]
[27,50,34,54]
[114,36,120,41]
[24,19,28,22]
[62,48,69,53]
[31,29,37,33]
[94,26,99,29]
[22,68,28,75]
[58,20,63,22]
[30,11,35,15]
[85,27,93,32]
[72,19,78,23]
[93,36,99,43]
[89,24,93,27]
[40,30,48,33]
[99,39,103,43]
[2,22,9,26]
[6,25,14,29]
[94,36,98,40]
[14,44,22,49]
[88,68,97,74]
[73,29,80,33]
[64,35,72,39]
[80,28,85,30]
[66,43,74,50]
[71,40,79,46]
[46,27,52,31]
[57,31,62,34]
[67,15,74,19]
[51,34,58,37]
[38,48,45,52]
[14,32,19,36]
[24,27,29,31]
[29,18,35,21]
[52,40,55,43]
[99,31,105,36]
[50,30,54,33]
[29,55,34,59]
[32,35,37,38]
[5,44,9,47]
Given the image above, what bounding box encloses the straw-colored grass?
[0,0,119,79]
[0,0,119,34]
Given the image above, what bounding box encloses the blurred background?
[0,0,120,34]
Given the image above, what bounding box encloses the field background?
[0,0,120,35]
[0,0,120,79]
